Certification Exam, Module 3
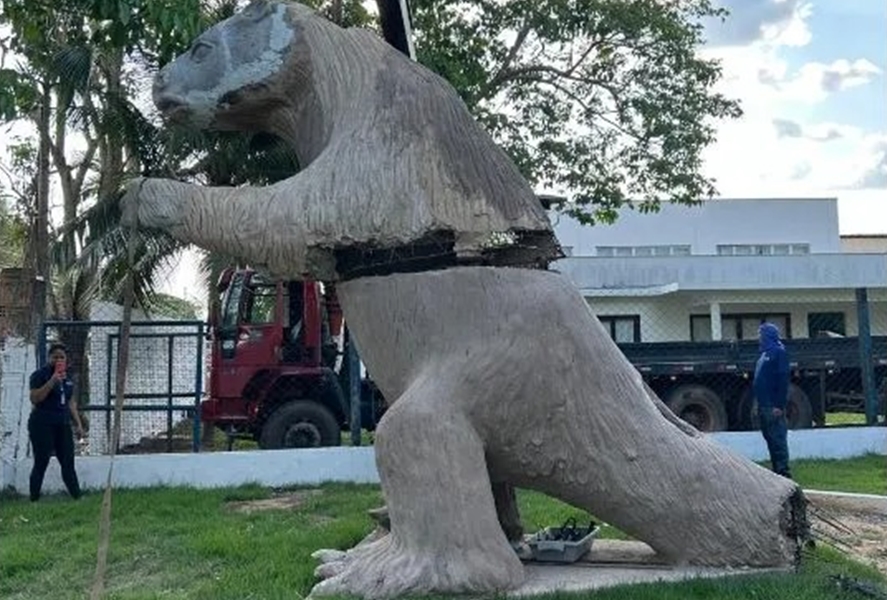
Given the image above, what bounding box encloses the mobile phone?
[54,359,67,378]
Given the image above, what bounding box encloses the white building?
[551,198,887,344]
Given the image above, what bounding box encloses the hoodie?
[753,322,790,410]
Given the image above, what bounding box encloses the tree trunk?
[28,80,52,331]
[310,266,808,599]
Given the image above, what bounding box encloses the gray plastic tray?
[526,525,600,563]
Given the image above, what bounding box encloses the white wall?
[13,428,886,495]
[0,339,36,489]
[587,290,887,342]
[552,198,842,257]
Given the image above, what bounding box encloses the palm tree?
[67,1,374,316]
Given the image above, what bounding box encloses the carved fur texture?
[127,0,560,280]
[121,3,809,598]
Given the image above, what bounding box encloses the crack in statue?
[121,2,809,598]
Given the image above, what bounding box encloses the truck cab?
[201,268,384,448]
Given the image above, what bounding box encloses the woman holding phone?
[28,341,84,501]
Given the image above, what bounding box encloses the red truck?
[201,267,385,448]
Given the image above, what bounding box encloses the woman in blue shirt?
[28,342,84,501]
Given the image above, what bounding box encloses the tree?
[0,198,26,269]
[69,0,372,311]
[4,0,740,315]
[411,0,741,224]
[150,293,200,319]
[0,0,215,313]
[0,141,32,269]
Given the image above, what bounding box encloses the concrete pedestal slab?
[509,539,788,597]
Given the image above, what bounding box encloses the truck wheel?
[665,384,728,432]
[739,384,814,430]
[259,401,342,449]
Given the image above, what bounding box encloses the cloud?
[818,59,882,92]
[771,119,848,141]
[856,140,887,189]
[757,58,882,103]
[790,161,812,180]
[772,118,802,138]
[705,0,811,48]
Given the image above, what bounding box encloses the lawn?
[826,412,870,426]
[0,455,884,600]
[786,453,885,495]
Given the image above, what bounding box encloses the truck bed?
[616,336,887,376]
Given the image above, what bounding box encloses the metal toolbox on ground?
[526,518,600,563]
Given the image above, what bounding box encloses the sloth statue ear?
[242,0,276,21]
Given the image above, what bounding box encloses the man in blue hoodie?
[753,322,792,478]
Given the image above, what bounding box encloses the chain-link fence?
[39,300,206,456]
[12,258,887,459]
[581,285,887,432]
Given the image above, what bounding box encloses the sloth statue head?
[152,0,309,132]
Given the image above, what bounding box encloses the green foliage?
[0,197,26,268]
[3,0,742,316]
[147,292,200,319]
[411,0,742,224]
[0,69,39,121]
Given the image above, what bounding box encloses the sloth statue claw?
[125,2,810,598]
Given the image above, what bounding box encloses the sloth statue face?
[152,0,302,130]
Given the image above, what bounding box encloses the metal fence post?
[167,335,174,452]
[193,322,204,453]
[348,329,362,446]
[856,288,878,425]
[36,322,46,367]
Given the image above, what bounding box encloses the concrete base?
[503,538,788,596]
[509,539,786,596]
[805,489,887,514]
[514,562,785,597]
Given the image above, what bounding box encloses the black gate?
[38,319,206,454]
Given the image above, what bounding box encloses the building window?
[717,243,810,256]
[598,315,641,343]
[691,316,713,342]
[690,313,792,341]
[808,312,846,337]
[595,245,691,257]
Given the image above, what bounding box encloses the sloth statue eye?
[191,41,213,62]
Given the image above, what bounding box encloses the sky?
[698,0,886,233]
[1,0,885,304]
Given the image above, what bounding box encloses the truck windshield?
[243,275,277,324]
[221,273,245,331]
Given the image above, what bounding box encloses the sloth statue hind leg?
[310,371,524,599]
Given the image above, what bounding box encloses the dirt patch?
[226,489,323,514]
[808,494,887,574]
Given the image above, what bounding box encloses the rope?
[89,225,139,599]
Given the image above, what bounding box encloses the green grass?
[0,456,884,600]
[789,453,886,495]
[826,412,869,426]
